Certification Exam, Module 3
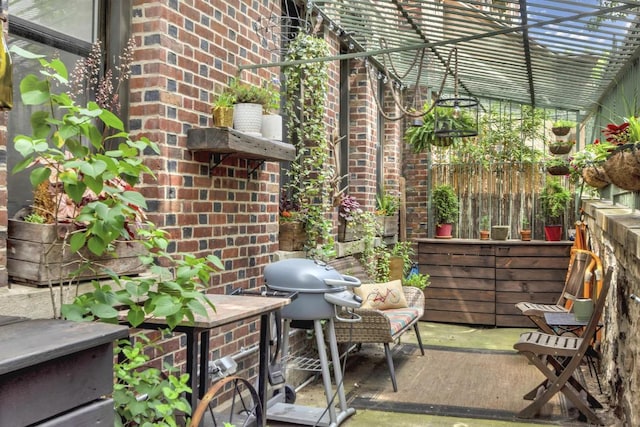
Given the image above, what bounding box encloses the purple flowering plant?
[338,194,362,222]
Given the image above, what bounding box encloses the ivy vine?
[283,32,334,258]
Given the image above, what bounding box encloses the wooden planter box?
[337,220,363,242]
[376,215,399,237]
[279,221,306,251]
[7,220,146,287]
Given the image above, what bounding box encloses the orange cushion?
[354,280,408,310]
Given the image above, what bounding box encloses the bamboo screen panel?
[430,161,578,241]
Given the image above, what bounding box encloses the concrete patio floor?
[268,322,616,427]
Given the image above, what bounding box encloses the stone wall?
[582,199,640,426]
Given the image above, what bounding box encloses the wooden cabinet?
[416,239,572,327]
[0,317,128,426]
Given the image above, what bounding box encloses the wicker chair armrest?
[333,307,393,343]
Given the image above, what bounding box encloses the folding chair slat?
[513,267,614,425]
[515,249,602,334]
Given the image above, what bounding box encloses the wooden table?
[124,293,291,426]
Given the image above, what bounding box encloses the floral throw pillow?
[354,280,408,310]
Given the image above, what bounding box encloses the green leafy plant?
[452,104,546,166]
[283,32,334,259]
[552,119,576,128]
[389,241,415,276]
[23,212,46,223]
[404,102,475,152]
[375,191,400,216]
[212,91,235,108]
[12,44,153,256]
[224,78,271,106]
[521,215,530,229]
[11,43,224,425]
[264,77,281,114]
[539,178,572,224]
[432,184,459,225]
[402,272,430,290]
[480,215,490,230]
[113,338,191,427]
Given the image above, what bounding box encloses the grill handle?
[324,274,361,288]
[333,306,361,323]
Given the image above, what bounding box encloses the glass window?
[9,0,98,43]
[7,0,101,217]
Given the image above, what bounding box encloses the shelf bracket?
[209,153,233,173]
[247,159,266,178]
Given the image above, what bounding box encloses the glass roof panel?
[312,0,640,112]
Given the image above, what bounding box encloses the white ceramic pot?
[261,114,283,140]
[233,103,263,135]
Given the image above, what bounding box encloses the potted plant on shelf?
[261,77,282,140]
[432,184,459,238]
[520,216,532,241]
[479,215,490,240]
[375,190,400,238]
[551,119,575,137]
[491,224,510,240]
[225,78,271,135]
[539,178,572,241]
[546,156,571,175]
[337,194,363,242]
[211,91,235,128]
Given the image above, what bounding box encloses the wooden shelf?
[186,127,295,162]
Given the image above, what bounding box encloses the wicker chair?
[329,256,425,392]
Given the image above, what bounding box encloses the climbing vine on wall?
[283,32,334,258]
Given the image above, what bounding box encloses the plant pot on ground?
[432,184,459,239]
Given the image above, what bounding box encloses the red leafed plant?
[602,122,630,145]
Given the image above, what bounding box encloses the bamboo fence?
[430,161,578,240]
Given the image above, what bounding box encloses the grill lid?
[264,259,360,294]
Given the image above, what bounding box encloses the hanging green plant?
[283,32,334,258]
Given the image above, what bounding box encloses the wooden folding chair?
[515,249,601,334]
[513,266,613,425]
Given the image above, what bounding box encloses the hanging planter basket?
[549,142,573,155]
[582,165,610,189]
[547,164,570,175]
[602,143,640,191]
[551,126,571,137]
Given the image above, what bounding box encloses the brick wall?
[129,0,283,378]
[582,199,640,426]
[346,61,378,210]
